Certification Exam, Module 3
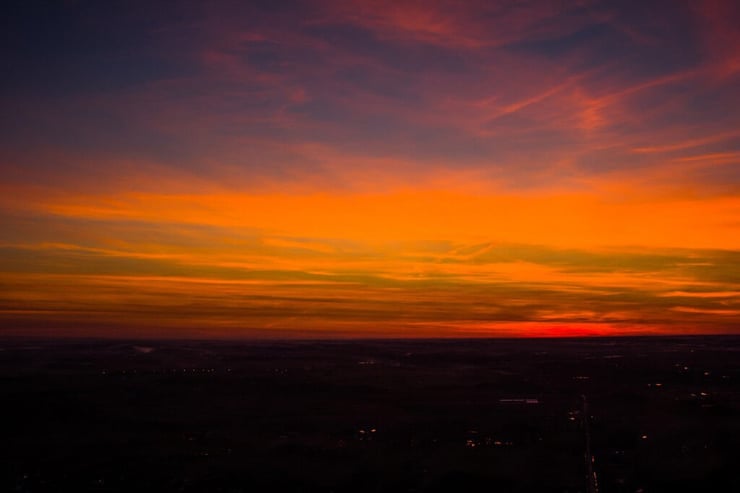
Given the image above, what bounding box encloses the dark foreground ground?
[1,336,739,492]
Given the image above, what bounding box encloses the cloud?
[1,226,738,337]
[1,0,739,337]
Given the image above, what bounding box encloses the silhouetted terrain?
[2,336,739,492]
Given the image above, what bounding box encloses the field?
[2,336,739,492]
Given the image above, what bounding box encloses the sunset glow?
[1,0,739,337]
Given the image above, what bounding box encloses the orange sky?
[1,0,739,338]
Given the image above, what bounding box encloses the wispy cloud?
[1,0,738,336]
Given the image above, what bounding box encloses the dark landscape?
[2,336,739,492]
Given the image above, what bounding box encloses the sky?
[1,0,739,338]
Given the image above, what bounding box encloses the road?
[582,394,599,493]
